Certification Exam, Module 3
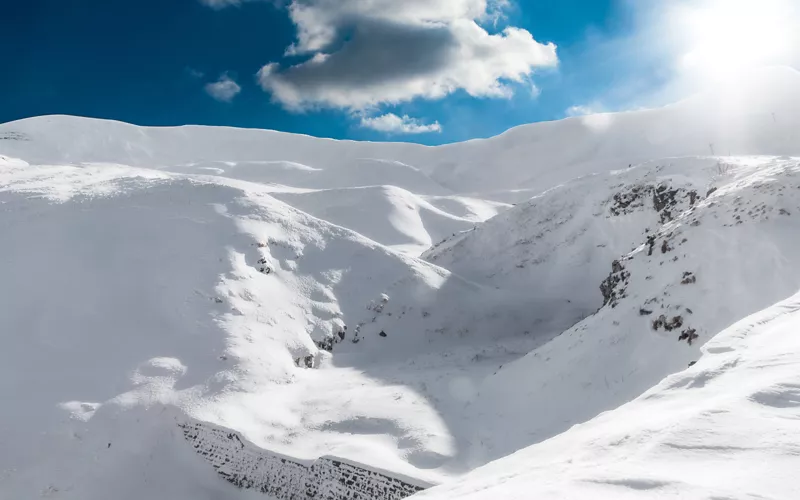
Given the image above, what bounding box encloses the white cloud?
[256,0,558,111]
[359,113,442,134]
[565,103,613,131]
[565,105,597,117]
[205,74,242,102]
[199,0,246,9]
[199,0,284,9]
[186,68,205,79]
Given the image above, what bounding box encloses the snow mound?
[0,154,28,167]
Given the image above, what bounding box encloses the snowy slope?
[4,153,798,498]
[415,290,800,500]
[0,159,556,498]
[272,186,487,254]
[169,158,453,196]
[423,159,705,324]
[423,156,800,464]
[2,67,800,193]
[3,68,800,500]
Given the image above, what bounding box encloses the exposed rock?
[600,260,630,308]
[652,184,683,223]
[652,315,684,332]
[679,328,699,345]
[178,421,429,499]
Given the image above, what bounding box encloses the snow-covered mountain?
[424,155,800,464]
[3,66,800,196]
[415,290,800,499]
[2,67,800,500]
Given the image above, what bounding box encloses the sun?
[676,0,796,81]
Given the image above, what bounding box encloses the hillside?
[426,155,800,463]
[0,157,558,499]
[271,185,500,254]
[416,290,800,499]
[2,67,800,196]
[2,67,800,500]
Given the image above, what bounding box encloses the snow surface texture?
[0,158,553,499]
[416,291,800,499]
[2,66,800,196]
[3,68,800,499]
[425,155,800,464]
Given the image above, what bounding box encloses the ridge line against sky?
[4,0,800,145]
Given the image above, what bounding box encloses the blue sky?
[4,0,798,144]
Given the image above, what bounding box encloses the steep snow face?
[0,176,276,499]
[415,290,800,500]
[424,157,711,325]
[438,156,800,464]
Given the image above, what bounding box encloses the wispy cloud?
[565,104,600,117]
[564,102,613,131]
[205,74,241,102]
[186,67,205,79]
[360,113,442,134]
[198,0,284,9]
[198,0,246,9]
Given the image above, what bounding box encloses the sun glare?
[677,0,795,81]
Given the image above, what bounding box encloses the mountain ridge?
[3,67,800,499]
